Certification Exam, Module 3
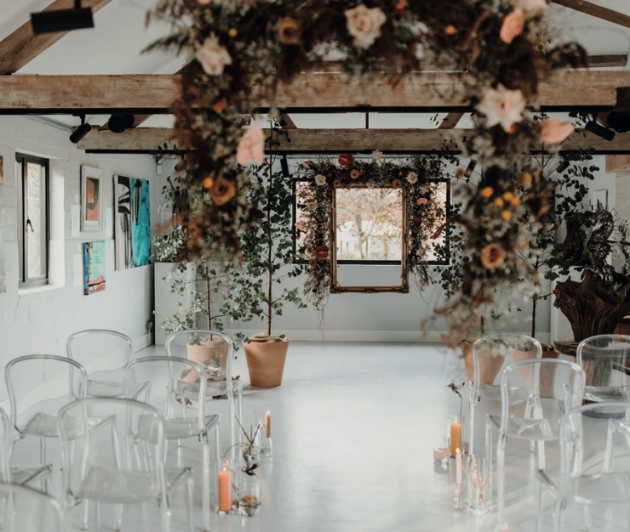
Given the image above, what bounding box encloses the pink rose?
[197,0,212,4]
[417,198,428,205]
[196,35,232,76]
[500,8,525,45]
[295,220,306,231]
[539,119,575,144]
[344,4,387,49]
[236,124,265,166]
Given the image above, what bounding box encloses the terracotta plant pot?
[462,339,504,385]
[243,334,290,388]
[186,335,229,369]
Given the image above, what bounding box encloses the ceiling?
[1,0,630,130]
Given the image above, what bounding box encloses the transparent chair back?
[67,329,134,397]
[58,398,170,529]
[469,335,542,454]
[5,355,87,440]
[0,483,64,532]
[576,334,630,403]
[0,408,10,482]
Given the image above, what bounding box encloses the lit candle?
[266,411,271,439]
[218,458,232,512]
[450,416,462,458]
[456,448,462,484]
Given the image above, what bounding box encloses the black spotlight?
[585,120,616,142]
[607,111,630,133]
[70,115,92,144]
[31,0,94,34]
[464,159,477,178]
[280,156,290,178]
[108,114,135,133]
[555,160,570,174]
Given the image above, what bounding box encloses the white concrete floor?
[9,343,620,531]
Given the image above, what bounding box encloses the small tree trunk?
[267,174,273,337]
[205,263,212,337]
[553,269,630,342]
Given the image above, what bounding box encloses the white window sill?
[18,283,64,296]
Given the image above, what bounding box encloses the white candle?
[456,448,462,484]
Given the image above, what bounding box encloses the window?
[17,153,49,287]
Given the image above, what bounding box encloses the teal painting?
[84,241,106,295]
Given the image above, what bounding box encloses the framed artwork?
[114,175,151,270]
[0,155,5,293]
[81,165,103,232]
[83,241,106,295]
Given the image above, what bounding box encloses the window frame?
[16,153,50,288]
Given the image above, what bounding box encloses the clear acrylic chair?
[59,397,194,532]
[0,482,65,532]
[488,358,585,531]
[576,334,630,403]
[469,335,542,456]
[125,356,220,532]
[5,354,88,492]
[0,407,52,488]
[165,330,242,453]
[66,329,136,398]
[537,401,630,532]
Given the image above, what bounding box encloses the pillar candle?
[450,418,462,458]
[218,469,232,512]
[266,411,271,439]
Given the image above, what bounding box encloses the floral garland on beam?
[296,154,450,310]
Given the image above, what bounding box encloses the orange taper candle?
[450,416,462,458]
[266,411,271,439]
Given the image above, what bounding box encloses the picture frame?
[81,165,103,232]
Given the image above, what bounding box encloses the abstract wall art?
[0,156,5,293]
[81,165,103,232]
[114,175,151,270]
[83,240,106,295]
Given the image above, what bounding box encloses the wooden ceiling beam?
[0,0,114,75]
[3,71,630,112]
[588,54,627,68]
[78,127,630,154]
[551,0,630,28]
[438,112,464,129]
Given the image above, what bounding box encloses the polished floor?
[9,343,615,531]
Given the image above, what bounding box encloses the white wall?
[0,116,160,403]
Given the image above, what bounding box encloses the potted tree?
[235,161,305,388]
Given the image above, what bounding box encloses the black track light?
[585,120,615,142]
[31,0,94,34]
[464,159,477,178]
[70,115,92,144]
[280,156,290,178]
[555,160,570,174]
[108,114,135,133]
[606,111,630,133]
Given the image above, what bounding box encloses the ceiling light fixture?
[606,111,630,133]
[585,117,615,142]
[108,114,135,133]
[31,0,94,35]
[280,155,290,178]
[69,115,92,144]
[463,159,477,178]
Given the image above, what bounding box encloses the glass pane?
[26,162,46,279]
[424,182,448,262]
[335,188,402,261]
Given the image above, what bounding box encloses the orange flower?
[350,169,360,180]
[210,177,236,206]
[395,0,408,14]
[500,8,525,44]
[278,17,300,44]
[501,210,512,221]
[509,196,521,206]
[481,243,506,269]
[494,198,504,207]
[480,187,494,198]
[201,177,214,190]
[503,192,515,201]
[392,179,402,188]
[520,172,533,184]
[228,28,238,38]
[444,25,458,36]
[539,119,575,144]
[213,98,227,113]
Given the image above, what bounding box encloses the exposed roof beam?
[588,54,628,68]
[279,113,297,129]
[438,112,464,129]
[78,127,630,154]
[0,0,114,75]
[551,0,630,28]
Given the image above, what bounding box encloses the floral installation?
[295,154,451,310]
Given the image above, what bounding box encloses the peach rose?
[539,119,575,144]
[196,34,232,76]
[476,84,525,133]
[278,17,300,44]
[236,124,265,166]
[210,177,236,206]
[295,220,306,231]
[417,197,428,205]
[500,8,525,45]
[481,243,506,269]
[344,4,387,49]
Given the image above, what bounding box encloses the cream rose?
[476,84,526,133]
[344,4,387,50]
[315,174,327,186]
[372,149,383,161]
[196,35,232,76]
[406,172,418,184]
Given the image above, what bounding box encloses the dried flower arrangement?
[295,154,451,309]
[145,0,585,339]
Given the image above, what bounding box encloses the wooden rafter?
[78,127,630,154]
[3,71,630,112]
[0,0,114,75]
[551,0,630,29]
[438,112,464,129]
[588,55,628,68]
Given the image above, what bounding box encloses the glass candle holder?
[465,455,491,515]
[448,414,463,458]
[238,473,261,517]
[433,435,449,464]
[217,458,232,514]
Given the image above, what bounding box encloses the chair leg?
[160,498,171,532]
[486,416,494,507]
[229,397,235,460]
[39,437,48,494]
[186,474,194,532]
[81,500,89,530]
[114,504,123,531]
[96,501,102,532]
[202,438,211,531]
[496,434,507,531]
[469,386,476,456]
